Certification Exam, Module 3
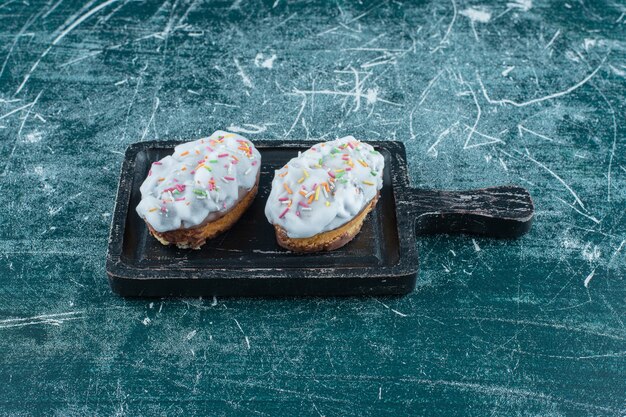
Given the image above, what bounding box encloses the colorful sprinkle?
[180,151,190,156]
[362,180,375,186]
[358,159,368,167]
[218,153,229,158]
[279,207,289,218]
[283,183,293,194]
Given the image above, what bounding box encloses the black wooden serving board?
[106,141,534,297]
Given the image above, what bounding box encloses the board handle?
[406,185,534,238]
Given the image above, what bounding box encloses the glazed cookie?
[136,131,261,249]
[265,137,384,252]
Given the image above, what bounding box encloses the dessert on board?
[265,136,384,252]
[136,131,261,249]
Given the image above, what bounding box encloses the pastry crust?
[274,193,379,253]
[146,180,258,249]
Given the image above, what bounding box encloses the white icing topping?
[264,136,384,239]
[136,131,261,233]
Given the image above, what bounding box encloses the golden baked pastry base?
[146,182,258,249]
[274,194,379,253]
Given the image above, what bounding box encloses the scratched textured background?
[0,0,625,415]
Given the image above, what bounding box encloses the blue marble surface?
[0,0,624,415]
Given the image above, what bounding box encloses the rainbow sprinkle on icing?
[265,136,384,238]
[136,131,261,233]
